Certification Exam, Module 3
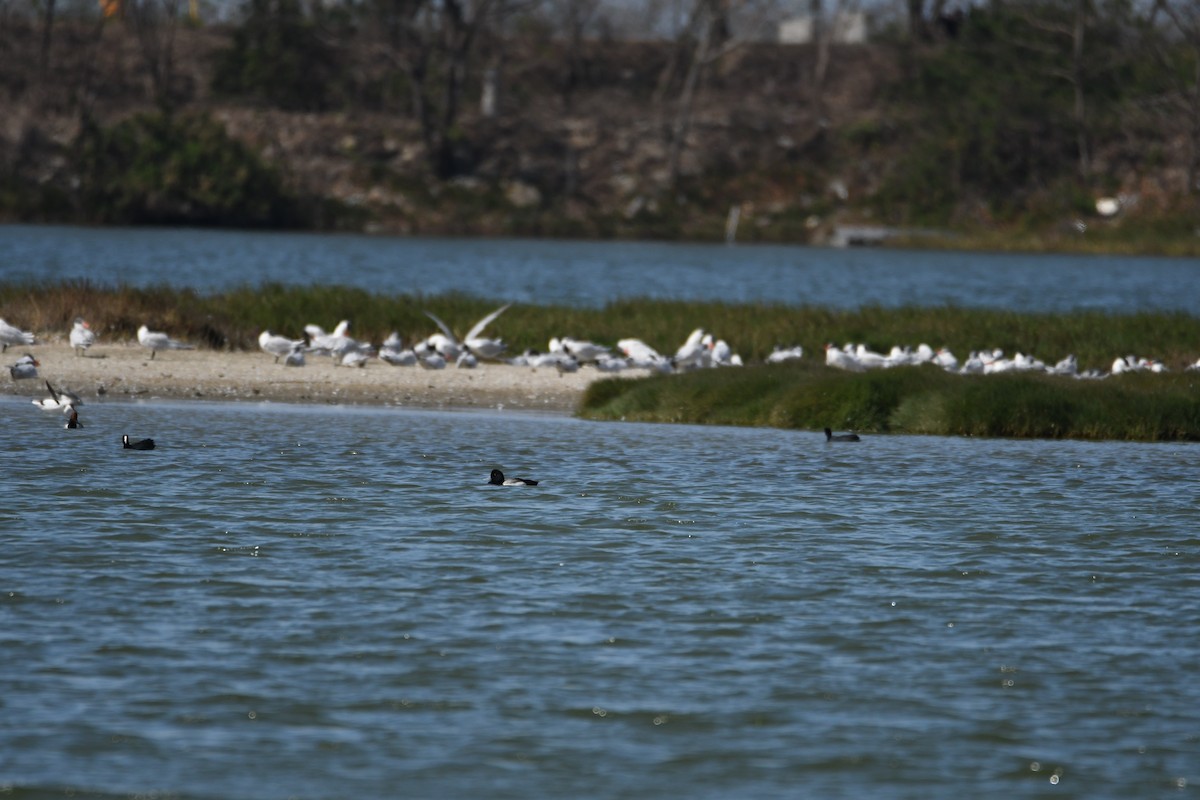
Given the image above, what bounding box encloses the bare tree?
[1017,0,1092,177]
[659,0,779,187]
[808,0,862,121]
[367,0,510,179]
[125,0,184,110]
[1153,0,1200,193]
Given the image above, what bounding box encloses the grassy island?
[578,361,1200,441]
[4,281,1199,440]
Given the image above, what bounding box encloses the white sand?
[3,343,629,412]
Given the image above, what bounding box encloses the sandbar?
[2,342,627,413]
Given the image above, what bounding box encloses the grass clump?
[579,362,1200,442]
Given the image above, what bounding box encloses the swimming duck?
[122,434,156,450]
[825,428,861,442]
[65,408,82,429]
[489,469,538,486]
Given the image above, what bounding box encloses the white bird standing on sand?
[424,304,511,362]
[558,337,611,364]
[284,341,306,367]
[8,353,39,380]
[380,332,418,367]
[417,351,447,369]
[137,325,194,360]
[304,320,350,343]
[259,330,305,363]
[618,338,673,372]
[0,318,36,352]
[305,321,359,360]
[70,318,96,356]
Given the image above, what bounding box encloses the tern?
[424,304,510,362]
[259,330,306,363]
[8,353,39,380]
[69,318,96,356]
[137,325,194,359]
[0,318,35,352]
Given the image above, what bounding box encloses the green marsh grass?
[579,362,1200,441]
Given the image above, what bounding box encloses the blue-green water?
[2,397,1197,798]
[3,223,1199,311]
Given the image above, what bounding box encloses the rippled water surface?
[3,223,1200,311]
[2,397,1198,798]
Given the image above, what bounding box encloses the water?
[3,223,1200,311]
[3,397,1198,798]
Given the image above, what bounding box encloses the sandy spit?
[2,343,629,413]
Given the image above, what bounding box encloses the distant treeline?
[3,0,1200,247]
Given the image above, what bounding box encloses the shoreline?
[2,343,618,413]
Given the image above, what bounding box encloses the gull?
[1111,356,1136,375]
[424,304,511,362]
[618,338,659,360]
[594,355,630,372]
[32,380,83,411]
[618,338,673,372]
[337,343,373,368]
[824,343,865,372]
[710,338,741,367]
[304,320,350,343]
[379,332,418,366]
[489,469,539,486]
[558,337,611,364]
[933,347,959,371]
[417,351,447,369]
[259,330,305,363]
[673,328,711,369]
[959,351,985,374]
[284,341,306,367]
[1049,354,1078,376]
[305,321,358,360]
[767,345,805,364]
[380,333,418,367]
[69,318,96,356]
[8,353,39,380]
[137,325,194,359]
[0,318,36,352]
[854,343,888,370]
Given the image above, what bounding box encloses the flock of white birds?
[5,311,1200,383]
[821,341,1198,378]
